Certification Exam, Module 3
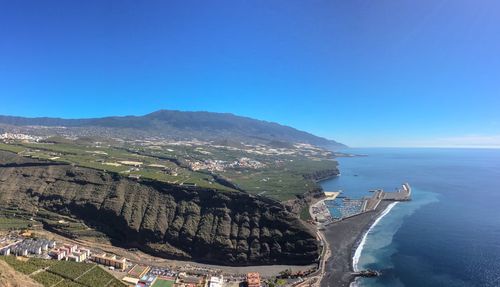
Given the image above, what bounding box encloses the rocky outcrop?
[0,151,319,266]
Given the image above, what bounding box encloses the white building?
[78,248,91,257]
[67,255,79,262]
[40,243,49,251]
[63,244,78,253]
[49,249,66,260]
[11,247,28,256]
[28,246,42,255]
[209,275,224,287]
[0,248,10,256]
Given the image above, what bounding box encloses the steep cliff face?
[0,151,319,266]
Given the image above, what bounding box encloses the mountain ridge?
[0,110,346,148]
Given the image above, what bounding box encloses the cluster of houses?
[48,243,90,262]
[0,235,128,272]
[121,263,236,287]
[124,267,263,287]
[91,252,127,270]
[0,238,56,256]
[208,275,224,287]
[0,237,93,265]
[1,234,265,287]
[188,157,265,172]
[0,132,42,141]
[131,272,225,287]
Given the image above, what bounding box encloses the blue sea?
[320,148,500,287]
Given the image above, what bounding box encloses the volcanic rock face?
[0,151,319,266]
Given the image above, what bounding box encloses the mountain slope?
[0,260,43,287]
[0,151,319,266]
[0,110,345,148]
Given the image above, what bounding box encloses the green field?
[32,271,66,286]
[48,261,95,280]
[0,256,58,275]
[0,217,34,230]
[221,159,337,200]
[0,256,45,275]
[152,278,175,287]
[0,142,25,153]
[76,265,122,286]
[0,141,235,192]
[299,205,312,221]
[0,139,338,201]
[0,256,125,287]
[54,280,86,287]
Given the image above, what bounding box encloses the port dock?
[381,183,411,201]
[311,183,412,226]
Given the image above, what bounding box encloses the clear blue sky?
[1,0,499,147]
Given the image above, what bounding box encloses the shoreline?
[319,201,392,287]
[352,202,398,272]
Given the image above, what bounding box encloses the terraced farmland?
[76,265,122,286]
[0,256,125,287]
[48,261,95,280]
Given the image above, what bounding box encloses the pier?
[381,182,411,201]
[311,183,412,225]
[364,183,411,211]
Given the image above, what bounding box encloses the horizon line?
[343,146,500,149]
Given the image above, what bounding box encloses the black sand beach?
[320,201,391,287]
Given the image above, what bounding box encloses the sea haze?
[320,148,500,287]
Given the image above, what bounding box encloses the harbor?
[309,183,412,287]
[311,183,411,228]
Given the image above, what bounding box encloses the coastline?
[352,202,398,272]
[319,201,392,287]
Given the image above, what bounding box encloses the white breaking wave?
[352,202,399,272]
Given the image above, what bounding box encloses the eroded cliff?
[0,151,319,266]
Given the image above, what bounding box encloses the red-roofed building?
[247,273,260,287]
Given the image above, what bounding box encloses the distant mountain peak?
[0,110,346,148]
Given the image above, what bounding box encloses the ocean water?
[320,148,500,287]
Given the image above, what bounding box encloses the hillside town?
[187,157,266,172]
[0,131,336,287]
[0,229,313,287]
[0,131,334,161]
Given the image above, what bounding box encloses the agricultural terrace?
[0,217,35,230]
[0,139,338,201]
[0,141,235,192]
[0,256,125,287]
